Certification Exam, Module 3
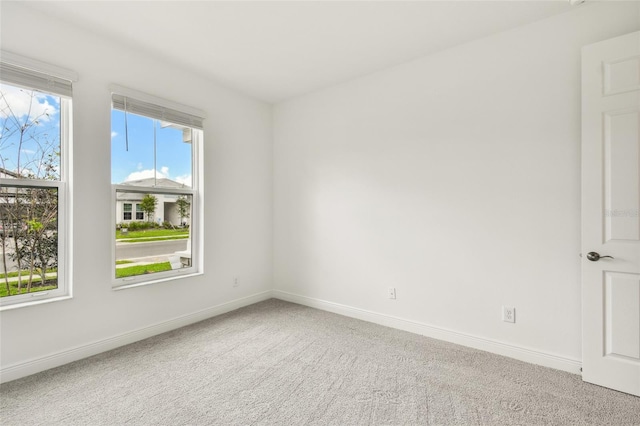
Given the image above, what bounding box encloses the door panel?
[605,55,640,95]
[582,31,640,396]
[604,108,640,242]
[604,272,640,360]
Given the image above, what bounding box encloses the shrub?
[127,221,140,231]
[117,221,166,232]
[126,221,158,231]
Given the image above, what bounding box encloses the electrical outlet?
[233,277,239,287]
[502,306,515,323]
[388,287,396,299]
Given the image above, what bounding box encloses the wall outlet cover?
[502,306,515,323]
[388,287,396,299]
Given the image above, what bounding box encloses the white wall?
[273,2,640,364]
[2,1,638,381]
[0,3,272,372]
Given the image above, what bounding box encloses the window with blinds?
[111,87,204,287]
[0,51,75,308]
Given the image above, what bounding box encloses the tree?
[140,194,158,223]
[176,195,190,226]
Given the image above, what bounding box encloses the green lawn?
[0,281,57,298]
[118,236,189,243]
[116,229,189,240]
[1,261,174,296]
[116,262,172,278]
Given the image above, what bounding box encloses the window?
[0,52,76,308]
[123,203,132,221]
[111,85,203,287]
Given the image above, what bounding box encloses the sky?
[0,82,192,187]
[0,83,61,180]
[111,110,192,187]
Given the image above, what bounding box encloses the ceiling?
[22,1,576,103]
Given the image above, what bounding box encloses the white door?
[582,31,640,396]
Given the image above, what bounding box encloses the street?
[1,239,190,273]
[115,239,189,260]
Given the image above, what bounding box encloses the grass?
[116,229,189,240]
[2,260,173,297]
[119,236,189,243]
[115,262,172,279]
[0,280,57,298]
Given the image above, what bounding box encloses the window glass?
[1,80,69,304]
[123,203,132,220]
[0,83,61,180]
[111,97,199,287]
[115,191,192,279]
[0,185,59,296]
[111,110,192,188]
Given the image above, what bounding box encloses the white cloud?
[0,84,58,123]
[174,174,192,186]
[111,131,118,139]
[124,166,191,187]
[124,168,168,182]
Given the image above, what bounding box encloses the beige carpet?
[1,299,639,425]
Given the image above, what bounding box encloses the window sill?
[0,294,73,311]
[113,271,203,292]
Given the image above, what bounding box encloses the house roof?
[0,167,24,179]
[119,177,189,189]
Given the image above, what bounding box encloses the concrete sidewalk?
[2,255,173,284]
[1,271,57,284]
[116,236,188,243]
[115,255,172,268]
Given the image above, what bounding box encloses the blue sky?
[111,110,192,186]
[0,83,61,180]
[1,83,192,187]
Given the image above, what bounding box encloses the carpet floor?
[1,299,639,425]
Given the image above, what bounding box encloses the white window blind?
[111,88,204,130]
[0,53,75,97]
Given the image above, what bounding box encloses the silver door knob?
[587,252,614,261]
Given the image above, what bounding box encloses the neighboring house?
[0,167,43,236]
[116,177,190,227]
[3,168,190,227]
[0,167,22,221]
[0,167,22,180]
[0,168,19,235]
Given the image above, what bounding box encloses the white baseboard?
[2,289,582,384]
[0,291,273,384]
[272,290,582,375]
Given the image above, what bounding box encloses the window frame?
[0,74,73,309]
[110,86,203,290]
